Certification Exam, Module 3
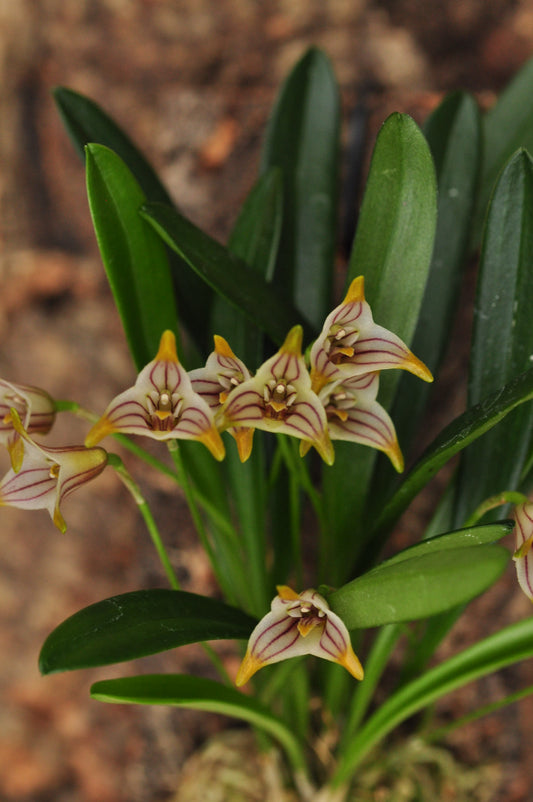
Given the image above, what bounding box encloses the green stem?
[107,453,181,590]
[462,490,528,527]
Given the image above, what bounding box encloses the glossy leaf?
[473,55,533,243]
[261,47,340,329]
[141,201,314,345]
[86,144,180,369]
[329,544,509,630]
[366,366,533,557]
[332,615,533,785]
[39,589,257,674]
[454,149,533,524]
[322,113,437,571]
[91,674,306,772]
[54,87,212,352]
[389,92,481,457]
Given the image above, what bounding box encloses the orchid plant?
[4,47,533,799]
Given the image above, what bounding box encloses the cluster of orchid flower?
[1,275,532,685]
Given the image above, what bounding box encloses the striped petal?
[221,326,334,465]
[0,380,56,471]
[189,336,253,462]
[0,410,107,532]
[319,373,404,472]
[310,276,433,392]
[85,331,225,461]
[235,585,363,686]
[513,502,533,602]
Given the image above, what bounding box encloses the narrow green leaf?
[54,87,212,353]
[86,144,179,369]
[367,366,533,556]
[346,112,437,367]
[322,113,437,570]
[91,674,306,773]
[329,544,509,630]
[39,589,256,674]
[141,201,314,345]
[389,93,481,455]
[454,149,533,523]
[331,615,533,785]
[380,521,513,568]
[473,55,533,243]
[261,47,340,328]
[211,167,283,363]
[54,86,173,203]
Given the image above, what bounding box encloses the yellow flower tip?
[402,352,433,383]
[514,534,533,560]
[8,408,25,437]
[343,276,365,305]
[235,651,264,687]
[299,440,312,458]
[386,439,405,473]
[338,645,365,681]
[314,431,335,466]
[53,505,67,534]
[198,426,226,461]
[310,367,330,395]
[85,416,116,447]
[155,330,179,363]
[233,427,254,463]
[8,437,24,473]
[276,585,300,601]
[280,325,303,356]
[213,335,237,359]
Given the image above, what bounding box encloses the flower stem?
[462,490,528,527]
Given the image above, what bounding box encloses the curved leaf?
[91,674,306,772]
[367,366,533,555]
[39,589,257,674]
[454,149,533,522]
[331,614,533,785]
[329,544,508,630]
[141,201,314,345]
[322,113,437,572]
[86,144,180,369]
[261,47,340,328]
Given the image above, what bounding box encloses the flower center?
[326,325,359,365]
[48,462,60,479]
[288,599,326,637]
[146,390,183,431]
[263,379,297,420]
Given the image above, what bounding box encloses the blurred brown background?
[2,1,533,800]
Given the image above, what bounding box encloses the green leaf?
[54,87,212,353]
[329,544,509,630]
[211,167,283,363]
[473,55,533,243]
[261,47,340,329]
[54,86,173,203]
[90,674,306,773]
[389,93,481,456]
[86,144,180,369]
[380,520,513,567]
[39,589,256,674]
[331,614,533,785]
[454,149,533,523]
[322,113,437,572]
[366,366,533,558]
[141,201,314,345]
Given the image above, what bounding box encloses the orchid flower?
[189,335,254,462]
[313,372,404,472]
[513,502,533,602]
[310,276,433,393]
[0,410,107,533]
[220,326,334,465]
[0,380,56,471]
[85,331,225,461]
[236,585,363,686]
